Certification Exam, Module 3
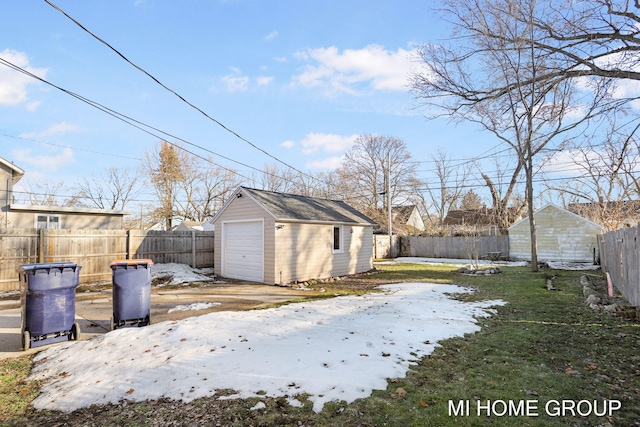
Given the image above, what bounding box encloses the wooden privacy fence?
[598,226,640,307]
[373,235,400,259]
[0,228,215,292]
[400,235,509,260]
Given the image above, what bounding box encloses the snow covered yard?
[28,282,504,413]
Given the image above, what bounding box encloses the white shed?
[508,204,604,263]
[212,186,376,285]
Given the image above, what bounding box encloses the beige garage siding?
[274,223,372,285]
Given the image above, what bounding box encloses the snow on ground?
[546,261,600,271]
[167,302,221,313]
[151,263,215,285]
[28,282,505,413]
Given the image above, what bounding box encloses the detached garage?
[212,186,376,285]
[508,204,604,263]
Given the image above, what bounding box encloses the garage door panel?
[223,221,263,282]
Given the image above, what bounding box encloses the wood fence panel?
[41,229,128,283]
[403,235,509,260]
[373,235,400,259]
[0,228,215,292]
[599,226,640,307]
[130,230,214,267]
[0,228,39,291]
[194,231,215,267]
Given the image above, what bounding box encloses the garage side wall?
[274,223,373,285]
[213,197,275,282]
[509,205,603,262]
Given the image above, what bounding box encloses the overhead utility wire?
[0,133,141,161]
[44,0,322,186]
[0,57,285,184]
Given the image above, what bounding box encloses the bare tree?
[18,181,68,206]
[410,0,611,270]
[543,121,640,230]
[176,160,241,222]
[424,149,470,226]
[75,167,140,210]
[479,152,528,230]
[249,163,297,194]
[478,1,640,88]
[291,171,336,199]
[335,134,421,230]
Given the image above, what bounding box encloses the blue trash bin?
[110,259,153,330]
[18,262,82,350]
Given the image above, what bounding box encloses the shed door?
[222,221,264,282]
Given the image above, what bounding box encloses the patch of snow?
[151,263,215,285]
[29,282,504,413]
[167,302,221,313]
[546,261,600,271]
[250,401,266,410]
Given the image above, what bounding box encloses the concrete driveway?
[0,284,322,359]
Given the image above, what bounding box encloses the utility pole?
[387,152,392,236]
[387,151,392,253]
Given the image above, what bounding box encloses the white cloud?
[12,146,75,173]
[291,44,417,96]
[280,140,295,149]
[306,156,345,170]
[541,148,602,175]
[221,73,249,92]
[19,122,80,139]
[284,133,357,170]
[0,49,48,107]
[299,132,358,154]
[26,101,41,112]
[264,31,278,41]
[256,76,274,86]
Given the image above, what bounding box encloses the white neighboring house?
[202,218,215,231]
[212,186,376,285]
[508,204,604,263]
[172,221,204,231]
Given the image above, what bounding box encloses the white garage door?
[222,221,264,282]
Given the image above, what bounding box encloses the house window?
[333,226,343,253]
[36,215,60,229]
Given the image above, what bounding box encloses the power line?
[0,133,141,161]
[43,0,324,187]
[0,56,309,188]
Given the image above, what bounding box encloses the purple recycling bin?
[18,262,82,350]
[110,259,153,330]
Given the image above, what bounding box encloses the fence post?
[37,228,45,263]
[126,229,131,260]
[192,230,196,268]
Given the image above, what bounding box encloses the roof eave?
[9,204,128,216]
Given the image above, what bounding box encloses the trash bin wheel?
[144,312,151,327]
[70,322,81,341]
[22,330,31,351]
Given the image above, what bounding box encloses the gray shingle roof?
[241,187,376,225]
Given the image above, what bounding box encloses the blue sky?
[1,0,501,206]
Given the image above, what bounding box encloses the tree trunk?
[526,156,538,272]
